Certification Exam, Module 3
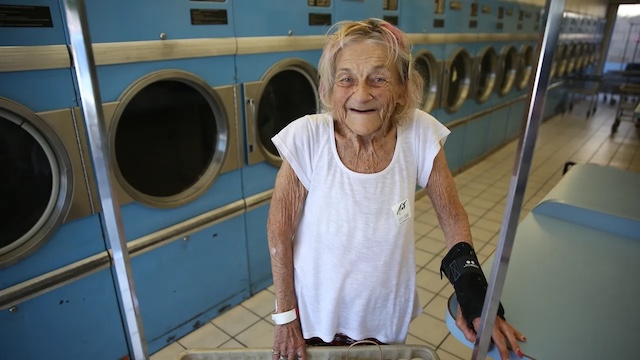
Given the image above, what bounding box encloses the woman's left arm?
[425,148,526,360]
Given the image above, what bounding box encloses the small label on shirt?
[391,199,411,225]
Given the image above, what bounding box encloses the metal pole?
[471,0,565,358]
[61,1,148,359]
[621,21,633,70]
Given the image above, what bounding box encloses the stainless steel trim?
[245,190,274,212]
[0,45,71,72]
[107,70,230,209]
[473,47,498,104]
[414,50,442,113]
[0,100,73,269]
[217,84,242,174]
[236,36,325,55]
[244,59,319,167]
[447,94,528,130]
[497,45,519,96]
[558,33,597,40]
[476,33,539,42]
[92,38,237,66]
[0,200,246,311]
[516,45,534,90]
[443,48,473,113]
[472,0,565,358]
[38,109,93,222]
[410,33,539,46]
[62,0,147,358]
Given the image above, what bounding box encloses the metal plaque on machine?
[449,1,462,11]
[308,0,331,7]
[506,8,514,16]
[0,5,52,27]
[383,15,398,26]
[190,9,228,25]
[383,0,398,11]
[482,5,491,14]
[309,13,331,26]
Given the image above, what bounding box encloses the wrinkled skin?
[456,305,527,359]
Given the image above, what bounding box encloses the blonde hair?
[318,18,423,124]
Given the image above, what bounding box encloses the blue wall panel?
[132,215,249,353]
[0,269,128,359]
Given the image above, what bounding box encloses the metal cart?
[612,83,640,134]
[175,345,439,360]
[564,74,602,118]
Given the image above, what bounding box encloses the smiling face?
[331,41,404,138]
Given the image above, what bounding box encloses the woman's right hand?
[273,319,307,360]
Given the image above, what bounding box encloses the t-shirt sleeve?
[271,116,316,190]
[415,110,451,188]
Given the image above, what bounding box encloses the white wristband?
[271,308,297,325]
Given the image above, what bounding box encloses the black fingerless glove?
[440,242,505,329]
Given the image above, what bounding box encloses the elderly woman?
[267,19,524,360]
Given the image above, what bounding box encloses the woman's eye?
[371,77,388,86]
[337,77,353,85]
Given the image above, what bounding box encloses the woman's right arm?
[267,159,308,360]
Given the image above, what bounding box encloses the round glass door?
[576,43,586,71]
[557,45,568,77]
[516,46,534,90]
[474,47,498,103]
[589,44,597,65]
[444,49,472,113]
[498,46,518,96]
[414,51,440,113]
[0,99,73,268]
[566,44,577,74]
[111,70,228,208]
[255,62,319,166]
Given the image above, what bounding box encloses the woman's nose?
[352,81,373,102]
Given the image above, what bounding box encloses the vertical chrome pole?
[471,0,565,358]
[61,1,148,359]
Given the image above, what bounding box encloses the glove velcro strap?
[440,242,505,328]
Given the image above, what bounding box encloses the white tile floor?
[151,101,640,360]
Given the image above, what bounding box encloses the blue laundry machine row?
[81,0,249,355]
[1,0,250,357]
[0,1,130,359]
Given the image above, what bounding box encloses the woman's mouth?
[349,108,376,114]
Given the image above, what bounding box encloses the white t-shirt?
[271,109,450,344]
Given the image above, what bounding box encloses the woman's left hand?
[455,305,526,360]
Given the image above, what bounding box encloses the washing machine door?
[108,70,229,208]
[473,47,498,104]
[516,45,534,90]
[244,59,319,167]
[566,44,577,75]
[414,50,441,113]
[0,98,73,268]
[443,48,472,113]
[557,44,568,78]
[497,46,518,96]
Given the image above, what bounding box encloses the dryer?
[80,0,250,354]
[399,0,445,120]
[0,1,128,359]
[234,0,326,295]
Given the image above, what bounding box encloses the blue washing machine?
[234,0,328,294]
[399,0,445,120]
[334,0,383,22]
[78,1,250,354]
[0,1,128,359]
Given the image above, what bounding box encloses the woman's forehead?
[336,41,393,67]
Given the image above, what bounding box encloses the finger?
[501,324,523,358]
[296,343,307,360]
[455,306,477,342]
[513,327,527,342]
[492,326,510,360]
